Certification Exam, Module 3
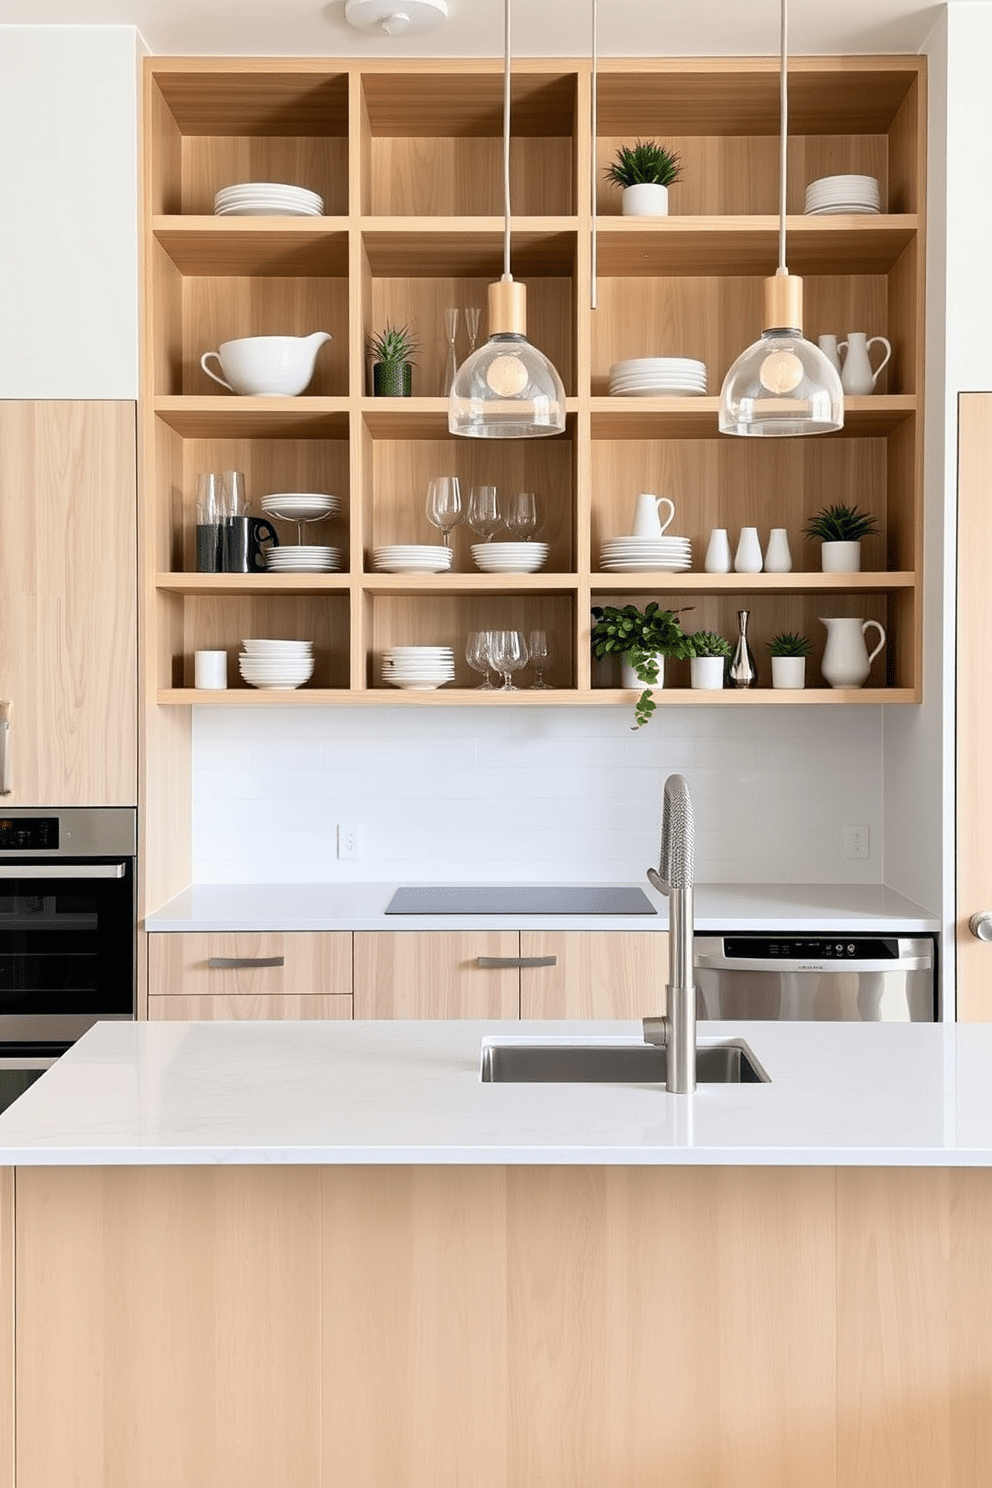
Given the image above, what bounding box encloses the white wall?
[0,26,140,398]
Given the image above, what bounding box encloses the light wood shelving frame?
[140,55,926,748]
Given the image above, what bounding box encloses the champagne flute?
[463,306,482,357]
[425,476,463,548]
[465,630,496,689]
[527,629,554,689]
[467,484,500,542]
[442,307,460,395]
[506,490,539,540]
[489,629,529,692]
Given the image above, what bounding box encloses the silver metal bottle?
[729,609,757,688]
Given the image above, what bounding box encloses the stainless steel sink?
[480,1038,770,1085]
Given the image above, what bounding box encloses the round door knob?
[969,912,992,941]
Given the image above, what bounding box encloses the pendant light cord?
[502,0,512,282]
[777,0,788,275]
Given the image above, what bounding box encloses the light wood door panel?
[147,993,353,1021]
[0,1169,11,1488]
[519,931,669,1019]
[148,932,352,1000]
[353,931,520,1018]
[0,401,136,805]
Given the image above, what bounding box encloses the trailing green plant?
[687,630,731,659]
[766,631,813,658]
[802,502,879,543]
[366,321,420,367]
[604,139,683,190]
[590,602,693,729]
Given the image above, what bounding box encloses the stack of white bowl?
[381,646,454,690]
[213,182,324,216]
[804,175,881,215]
[373,545,453,574]
[266,546,340,573]
[471,542,548,574]
[239,638,314,690]
[599,535,692,573]
[608,358,707,396]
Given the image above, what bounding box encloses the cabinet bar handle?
[477,955,557,969]
[207,955,285,969]
[0,700,11,797]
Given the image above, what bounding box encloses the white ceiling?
[0,0,946,59]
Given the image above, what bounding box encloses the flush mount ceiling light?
[344,0,448,36]
[448,0,566,439]
[718,0,843,437]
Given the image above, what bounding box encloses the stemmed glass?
[467,485,501,542]
[505,490,540,540]
[442,307,460,395]
[465,630,496,689]
[488,629,529,692]
[425,476,463,548]
[527,629,554,689]
[463,306,482,358]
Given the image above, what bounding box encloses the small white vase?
[621,183,669,217]
[764,527,792,573]
[821,540,861,573]
[621,653,664,690]
[734,526,763,573]
[690,656,725,690]
[771,655,806,690]
[704,528,732,574]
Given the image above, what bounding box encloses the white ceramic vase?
[764,527,792,573]
[704,528,732,573]
[690,656,725,690]
[621,183,669,217]
[820,617,886,688]
[771,655,806,690]
[821,540,861,573]
[621,653,664,689]
[734,526,763,573]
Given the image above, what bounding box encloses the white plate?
[374,561,451,573]
[804,204,880,216]
[599,561,691,572]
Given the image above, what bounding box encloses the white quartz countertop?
[0,1017,986,1167]
[144,880,939,933]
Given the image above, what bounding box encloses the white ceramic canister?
[690,656,725,690]
[820,539,862,573]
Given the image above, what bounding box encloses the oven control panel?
[0,817,59,850]
[722,936,902,960]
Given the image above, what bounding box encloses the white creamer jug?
[630,493,675,538]
[838,332,892,396]
[820,617,886,688]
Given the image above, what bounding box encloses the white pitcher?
[838,332,892,396]
[820,617,886,688]
[630,493,675,538]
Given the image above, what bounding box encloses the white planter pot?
[621,653,664,690]
[771,655,806,690]
[621,183,669,217]
[690,655,725,690]
[820,540,861,573]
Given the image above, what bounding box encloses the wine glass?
[425,476,463,548]
[467,485,501,542]
[465,630,496,689]
[527,629,554,689]
[442,307,460,395]
[505,490,540,540]
[489,629,529,692]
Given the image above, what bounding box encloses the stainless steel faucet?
[644,772,696,1093]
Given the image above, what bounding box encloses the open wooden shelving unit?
[140,53,926,723]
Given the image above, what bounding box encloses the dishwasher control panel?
[722,936,902,960]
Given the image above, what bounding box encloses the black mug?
[221,516,279,573]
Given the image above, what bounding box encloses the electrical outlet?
[337,825,365,860]
[843,824,870,860]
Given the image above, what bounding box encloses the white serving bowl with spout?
[200,331,332,397]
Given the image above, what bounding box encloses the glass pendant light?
[718,0,843,437]
[448,0,566,439]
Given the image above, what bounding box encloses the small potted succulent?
[367,321,420,397]
[604,139,683,217]
[803,502,879,573]
[591,602,693,728]
[687,631,731,690]
[767,631,813,690]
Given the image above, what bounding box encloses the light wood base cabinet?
[11,1163,992,1488]
[147,931,353,1019]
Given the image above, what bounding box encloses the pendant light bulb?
[759,347,804,395]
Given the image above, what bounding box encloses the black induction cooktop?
[385,885,658,915]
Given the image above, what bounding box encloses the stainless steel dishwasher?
[694,934,936,1022]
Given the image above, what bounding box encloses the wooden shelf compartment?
[153,398,349,438]
[165,591,351,691]
[157,683,917,708]
[590,397,916,440]
[593,217,918,278]
[590,572,915,594]
[153,217,350,277]
[157,573,353,596]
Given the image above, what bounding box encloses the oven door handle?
[0,863,127,879]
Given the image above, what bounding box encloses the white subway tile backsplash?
[191,705,886,884]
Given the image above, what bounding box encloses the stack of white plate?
[471,542,548,574]
[260,493,340,522]
[804,174,881,215]
[214,182,324,217]
[381,645,455,690]
[373,545,453,575]
[239,638,314,690]
[608,358,707,397]
[265,546,340,573]
[599,536,692,573]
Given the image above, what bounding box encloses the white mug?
[194,650,228,690]
[631,493,675,539]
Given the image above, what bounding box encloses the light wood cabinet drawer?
[519,931,669,1019]
[148,993,353,1022]
[354,931,520,1019]
[148,932,352,1001]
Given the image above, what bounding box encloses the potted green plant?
[803,502,879,573]
[604,139,683,217]
[591,602,693,728]
[687,631,731,690]
[767,631,813,690]
[367,321,419,397]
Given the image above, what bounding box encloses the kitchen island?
[2,1018,989,1488]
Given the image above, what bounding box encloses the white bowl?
[200,334,331,397]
